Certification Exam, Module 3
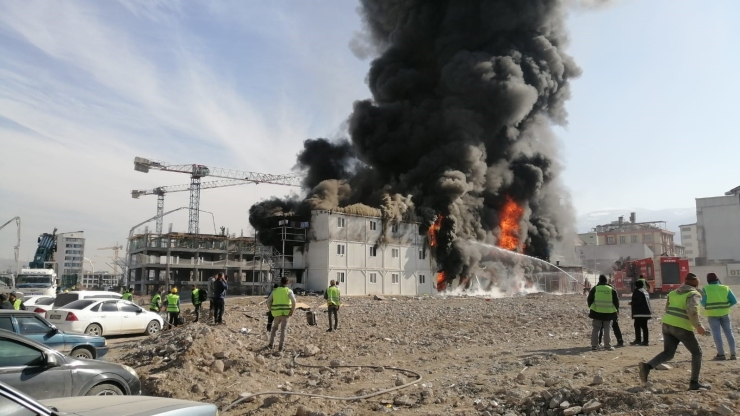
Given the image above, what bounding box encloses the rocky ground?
[107,293,740,416]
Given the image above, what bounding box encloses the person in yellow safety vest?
[7,293,24,311]
[190,284,202,323]
[701,272,737,360]
[122,288,133,301]
[163,287,181,329]
[639,273,711,391]
[150,288,163,312]
[587,275,619,351]
[266,277,296,352]
[636,275,650,291]
[324,280,341,332]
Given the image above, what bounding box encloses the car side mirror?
[50,325,58,334]
[44,353,61,368]
[136,308,143,314]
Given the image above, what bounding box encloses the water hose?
[221,354,423,413]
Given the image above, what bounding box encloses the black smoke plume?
[249,0,580,286]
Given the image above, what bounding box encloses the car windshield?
[15,275,51,288]
[61,300,97,310]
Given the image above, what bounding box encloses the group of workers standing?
[587,271,737,390]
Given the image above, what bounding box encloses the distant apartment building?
[81,271,120,289]
[696,188,740,265]
[56,231,85,282]
[594,213,676,257]
[679,223,699,266]
[577,232,598,246]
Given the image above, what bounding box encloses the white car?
[52,291,123,309]
[46,299,163,337]
[23,296,56,315]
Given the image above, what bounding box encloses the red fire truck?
[613,256,690,297]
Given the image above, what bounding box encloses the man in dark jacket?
[588,275,620,351]
[630,279,653,345]
[213,272,228,325]
[0,294,13,309]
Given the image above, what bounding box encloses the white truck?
[13,268,59,297]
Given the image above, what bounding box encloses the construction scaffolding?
[126,232,280,296]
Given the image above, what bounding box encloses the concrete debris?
[582,399,602,413]
[393,395,415,406]
[717,404,734,416]
[563,406,582,416]
[592,374,603,385]
[303,345,320,357]
[373,295,385,301]
[211,360,224,374]
[655,363,671,370]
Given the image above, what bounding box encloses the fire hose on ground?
[221,353,423,413]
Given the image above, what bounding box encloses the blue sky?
[0,0,738,271]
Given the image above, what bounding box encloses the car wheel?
[85,323,102,337]
[145,320,161,335]
[86,383,123,396]
[71,347,94,360]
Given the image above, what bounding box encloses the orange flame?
[428,215,443,247]
[436,271,447,291]
[499,196,524,251]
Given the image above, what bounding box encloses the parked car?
[0,310,108,359]
[23,296,56,315]
[0,329,140,399]
[0,380,217,416]
[52,291,122,309]
[46,299,163,337]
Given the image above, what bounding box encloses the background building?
[696,190,740,265]
[577,232,598,246]
[679,223,699,266]
[56,231,85,285]
[126,233,273,295]
[81,271,121,289]
[594,213,676,257]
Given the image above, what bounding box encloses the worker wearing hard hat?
[163,287,181,329]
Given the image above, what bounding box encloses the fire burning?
[428,215,443,247]
[498,196,524,251]
[436,271,447,291]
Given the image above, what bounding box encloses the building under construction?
[126,233,276,295]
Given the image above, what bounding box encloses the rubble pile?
[106,295,740,415]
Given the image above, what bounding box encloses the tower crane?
[0,216,20,284]
[132,179,250,234]
[133,157,303,234]
[97,244,123,275]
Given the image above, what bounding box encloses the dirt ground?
[106,293,740,416]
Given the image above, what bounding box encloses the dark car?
[0,329,140,399]
[0,381,217,416]
[0,310,108,360]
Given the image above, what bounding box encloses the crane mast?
[133,157,302,234]
[0,216,21,288]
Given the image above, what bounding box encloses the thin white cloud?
[0,1,368,272]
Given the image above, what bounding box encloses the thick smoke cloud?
[249,0,580,286]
